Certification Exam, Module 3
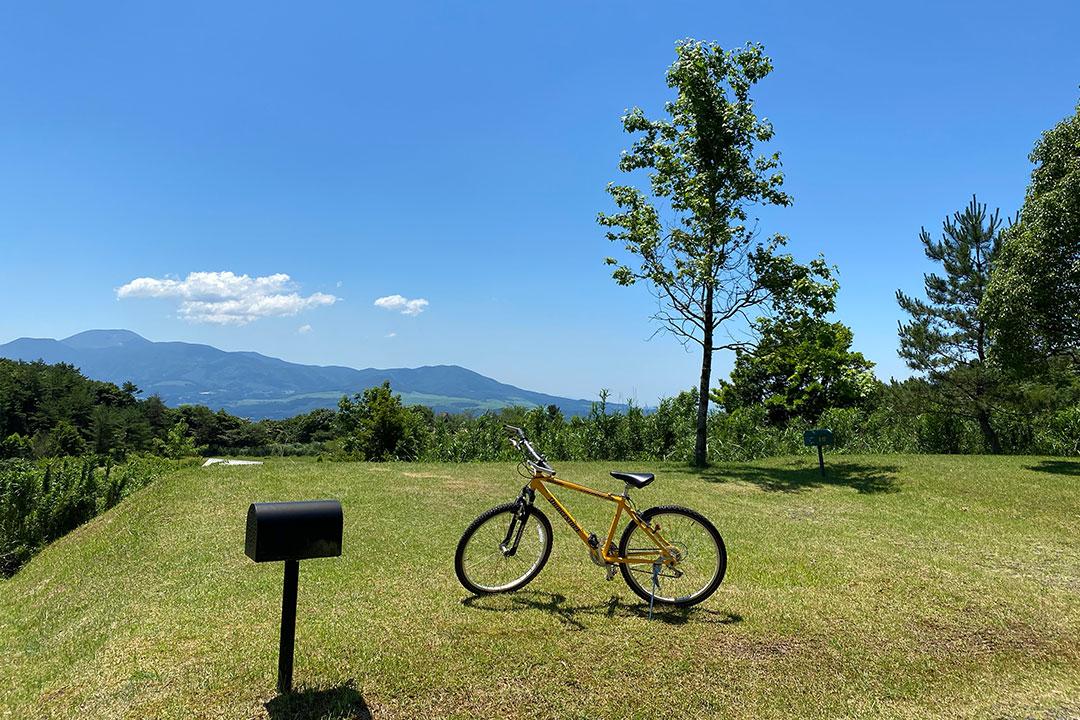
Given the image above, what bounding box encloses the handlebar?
[504,425,555,475]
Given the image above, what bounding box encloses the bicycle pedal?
[605,565,618,581]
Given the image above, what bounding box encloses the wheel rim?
[461,510,549,592]
[624,512,721,603]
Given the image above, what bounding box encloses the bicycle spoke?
[622,510,722,604]
[460,510,550,592]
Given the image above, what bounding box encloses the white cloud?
[117,271,338,325]
[298,324,312,334]
[374,294,428,316]
[385,331,397,338]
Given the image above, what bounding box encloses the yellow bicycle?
[454,425,727,607]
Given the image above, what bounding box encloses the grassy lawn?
[1,455,1078,719]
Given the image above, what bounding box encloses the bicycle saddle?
[610,471,655,488]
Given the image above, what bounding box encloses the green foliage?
[707,405,803,461]
[337,382,426,460]
[985,100,1080,372]
[0,358,170,459]
[0,433,33,460]
[598,39,836,466]
[4,356,1078,474]
[0,454,174,574]
[600,40,792,297]
[896,196,1007,452]
[713,316,876,426]
[1027,405,1080,456]
[45,419,87,457]
[277,407,338,443]
[159,420,204,459]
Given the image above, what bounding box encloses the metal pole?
[817,444,825,477]
[278,559,299,694]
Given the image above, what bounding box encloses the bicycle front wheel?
[618,505,726,607]
[455,502,553,595]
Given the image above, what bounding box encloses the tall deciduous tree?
[985,100,1080,372]
[897,196,1006,452]
[599,39,834,467]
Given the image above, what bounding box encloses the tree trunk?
[973,329,1001,454]
[694,290,714,467]
[975,407,1001,454]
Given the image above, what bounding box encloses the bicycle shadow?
[461,591,742,631]
[666,459,900,494]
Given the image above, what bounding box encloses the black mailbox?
[245,500,343,562]
[244,499,343,695]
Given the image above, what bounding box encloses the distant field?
[214,390,517,416]
[1,456,1078,719]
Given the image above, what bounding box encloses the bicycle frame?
[523,473,677,566]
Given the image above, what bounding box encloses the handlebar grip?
[504,425,555,474]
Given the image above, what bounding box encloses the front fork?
[500,485,535,557]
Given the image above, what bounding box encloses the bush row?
[0,455,178,575]
[226,387,1080,463]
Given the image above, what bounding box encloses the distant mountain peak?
[62,329,149,349]
[0,329,612,419]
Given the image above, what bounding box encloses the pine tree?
[896,196,1006,452]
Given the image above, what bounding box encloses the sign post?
[803,429,834,477]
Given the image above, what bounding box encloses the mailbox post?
[803,429,834,477]
[245,499,343,694]
[278,559,300,695]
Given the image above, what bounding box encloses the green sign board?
[805,428,833,476]
[804,428,834,447]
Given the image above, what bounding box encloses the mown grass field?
[1,455,1078,719]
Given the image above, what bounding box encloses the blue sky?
[1,2,1077,404]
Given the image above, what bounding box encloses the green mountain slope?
[0,330,616,418]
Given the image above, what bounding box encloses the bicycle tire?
[618,505,726,607]
[455,502,553,595]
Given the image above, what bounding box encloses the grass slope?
[1,456,1078,719]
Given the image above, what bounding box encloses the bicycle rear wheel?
[455,502,553,594]
[618,505,726,607]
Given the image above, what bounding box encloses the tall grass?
[0,455,177,575]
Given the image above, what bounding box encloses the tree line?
[3,358,1077,466]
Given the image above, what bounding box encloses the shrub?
[0,455,175,575]
[1031,405,1080,456]
[158,420,205,459]
[337,383,428,461]
[0,433,33,460]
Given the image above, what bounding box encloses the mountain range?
[0,329,609,419]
